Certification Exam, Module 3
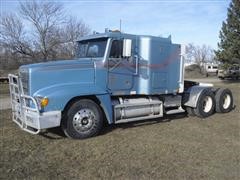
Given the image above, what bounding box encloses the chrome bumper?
[8,74,61,134]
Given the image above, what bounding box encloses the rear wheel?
[194,89,215,118]
[61,99,103,139]
[215,88,233,113]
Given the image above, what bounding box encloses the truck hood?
[19,59,97,96]
[20,59,94,70]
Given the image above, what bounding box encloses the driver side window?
[88,45,99,57]
[109,40,123,58]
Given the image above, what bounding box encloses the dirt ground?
[0,78,240,179]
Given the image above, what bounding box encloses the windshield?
[76,38,108,58]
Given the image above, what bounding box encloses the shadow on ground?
[42,112,188,139]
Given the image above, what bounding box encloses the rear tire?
[194,89,215,118]
[215,88,233,113]
[61,99,103,139]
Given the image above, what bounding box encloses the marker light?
[40,97,49,107]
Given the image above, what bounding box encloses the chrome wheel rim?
[73,108,95,132]
[203,96,213,113]
[223,94,231,109]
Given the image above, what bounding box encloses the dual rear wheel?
[186,88,233,118]
[215,88,233,113]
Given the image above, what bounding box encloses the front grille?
[19,68,29,95]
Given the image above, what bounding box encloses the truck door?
[107,39,136,93]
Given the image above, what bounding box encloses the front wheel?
[61,99,103,139]
[194,89,216,118]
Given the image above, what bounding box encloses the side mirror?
[180,44,186,56]
[122,39,132,57]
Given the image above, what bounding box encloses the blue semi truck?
[8,31,234,139]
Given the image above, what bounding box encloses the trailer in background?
[204,63,219,77]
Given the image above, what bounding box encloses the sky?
[0,0,231,49]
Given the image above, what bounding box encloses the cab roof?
[77,31,172,43]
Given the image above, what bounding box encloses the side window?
[88,45,99,57]
[109,40,123,58]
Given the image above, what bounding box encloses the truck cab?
[9,31,234,139]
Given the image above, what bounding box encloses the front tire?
[61,99,103,139]
[215,88,233,113]
[194,89,216,118]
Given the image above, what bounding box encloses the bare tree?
[59,16,91,58]
[186,43,215,72]
[0,0,91,69]
[0,14,34,58]
[186,43,215,73]
[19,0,65,60]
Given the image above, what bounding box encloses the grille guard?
[8,74,61,134]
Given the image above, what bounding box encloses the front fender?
[96,94,113,124]
[33,83,108,111]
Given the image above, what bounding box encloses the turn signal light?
[40,98,49,107]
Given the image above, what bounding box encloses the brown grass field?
[0,79,239,179]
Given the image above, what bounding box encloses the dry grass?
[0,80,240,179]
[0,84,9,97]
